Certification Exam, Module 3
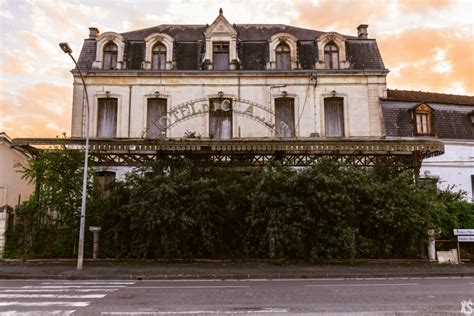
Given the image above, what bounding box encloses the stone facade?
[71,10,388,142]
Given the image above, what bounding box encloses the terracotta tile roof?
[386,89,474,106]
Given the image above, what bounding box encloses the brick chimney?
[357,24,368,39]
[89,27,99,39]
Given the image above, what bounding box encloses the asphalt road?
[0,277,472,315]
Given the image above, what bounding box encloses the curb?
[1,272,473,280]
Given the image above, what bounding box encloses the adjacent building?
[0,132,35,257]
[382,90,474,201]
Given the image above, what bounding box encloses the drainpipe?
[128,86,132,137]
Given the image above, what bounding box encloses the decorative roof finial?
[219,8,223,15]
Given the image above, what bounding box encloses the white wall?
[421,141,474,201]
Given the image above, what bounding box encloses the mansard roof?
[381,90,474,140]
[77,23,386,72]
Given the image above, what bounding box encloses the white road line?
[22,285,126,288]
[41,282,135,285]
[305,283,419,287]
[1,289,117,292]
[101,309,289,315]
[0,294,107,299]
[125,286,250,289]
[0,302,90,307]
[0,310,76,316]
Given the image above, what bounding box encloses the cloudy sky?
[0,0,473,138]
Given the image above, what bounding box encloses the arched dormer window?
[275,43,291,70]
[152,43,167,70]
[92,32,125,70]
[413,102,435,136]
[324,42,339,69]
[103,42,118,70]
[268,33,298,70]
[143,33,174,70]
[315,32,349,69]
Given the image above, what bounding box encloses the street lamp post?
[59,42,90,270]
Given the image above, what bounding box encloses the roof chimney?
[89,27,99,39]
[357,24,368,38]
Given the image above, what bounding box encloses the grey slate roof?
[77,24,386,72]
[381,91,474,140]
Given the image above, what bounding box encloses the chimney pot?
[89,27,99,39]
[357,24,368,38]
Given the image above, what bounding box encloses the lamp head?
[59,42,72,54]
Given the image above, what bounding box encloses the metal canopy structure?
[12,138,444,172]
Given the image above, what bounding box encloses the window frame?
[96,97,118,138]
[209,97,233,139]
[151,43,167,70]
[103,42,118,70]
[324,42,339,69]
[323,97,345,138]
[275,43,291,70]
[212,42,230,70]
[413,103,435,136]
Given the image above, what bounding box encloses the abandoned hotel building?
[15,10,448,184]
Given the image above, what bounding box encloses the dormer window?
[213,42,229,70]
[152,43,167,70]
[275,43,291,70]
[103,42,118,70]
[324,42,339,69]
[315,32,349,70]
[413,102,435,136]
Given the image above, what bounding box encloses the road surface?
[0,277,472,315]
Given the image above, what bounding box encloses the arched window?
[324,42,339,69]
[152,43,167,70]
[103,42,118,70]
[275,43,291,70]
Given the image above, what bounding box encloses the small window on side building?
[413,103,435,136]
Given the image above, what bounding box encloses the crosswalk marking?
[23,285,127,288]
[0,281,135,314]
[0,302,90,307]
[1,289,117,292]
[41,282,134,285]
[0,294,107,299]
[0,310,76,316]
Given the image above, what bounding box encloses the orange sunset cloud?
[1,0,472,139]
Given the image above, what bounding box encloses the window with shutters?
[275,43,291,70]
[324,42,339,69]
[213,42,229,70]
[97,98,117,138]
[103,42,118,70]
[275,98,295,138]
[209,98,232,139]
[324,97,344,137]
[413,102,434,136]
[151,43,167,70]
[146,98,167,138]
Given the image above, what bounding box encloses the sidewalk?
[1,259,473,280]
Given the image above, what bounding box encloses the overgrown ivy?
[5,152,474,260]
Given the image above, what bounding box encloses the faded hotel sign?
[142,97,276,136]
